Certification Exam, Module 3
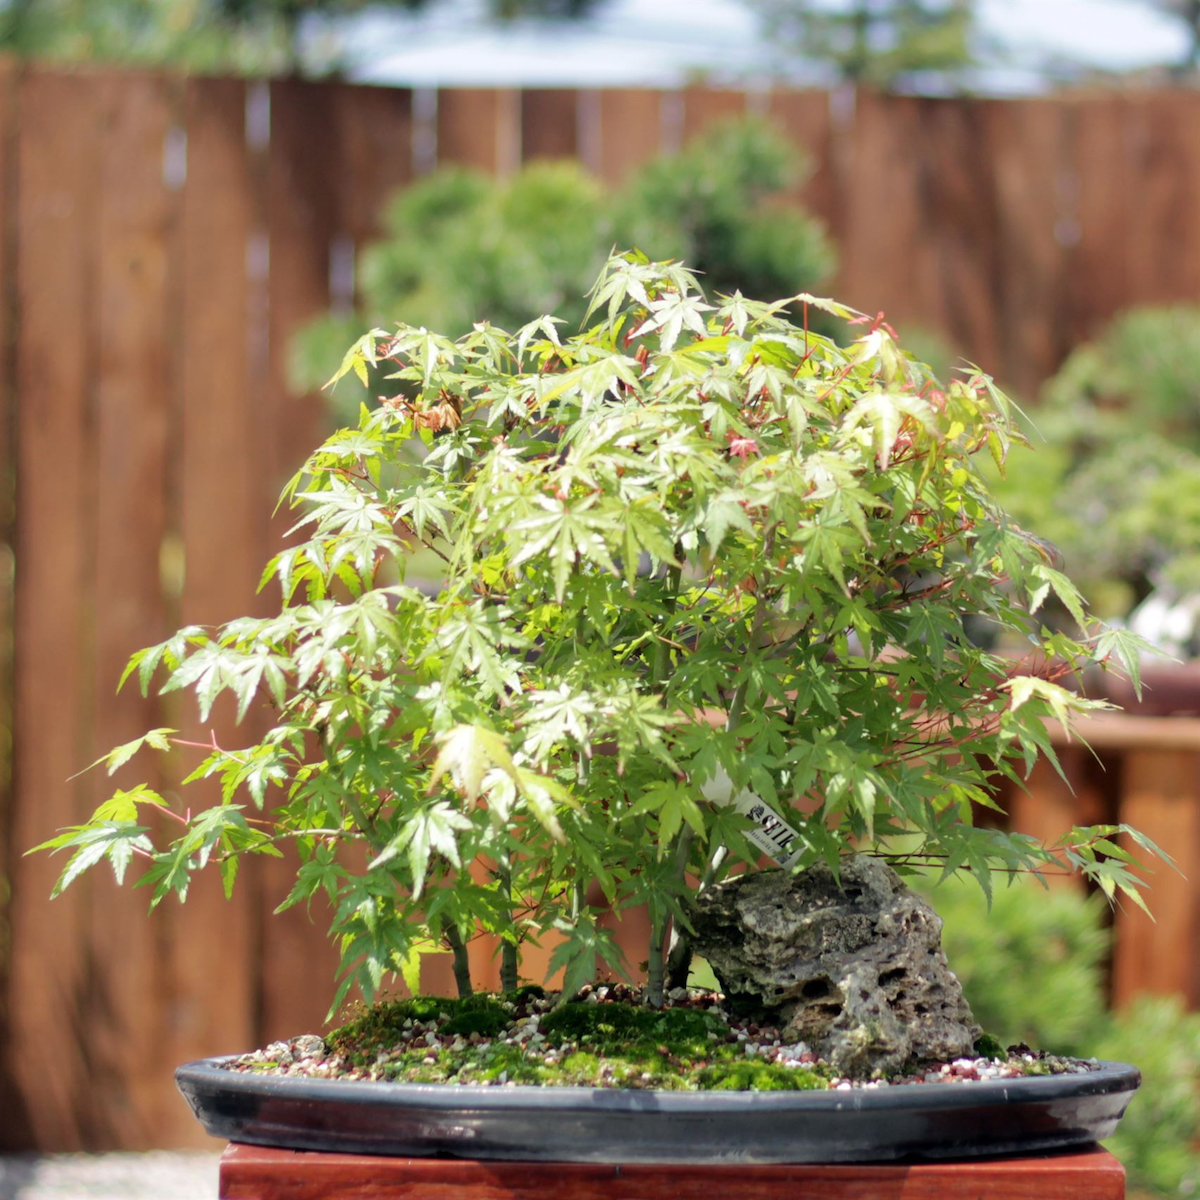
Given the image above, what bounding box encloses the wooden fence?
[0,63,1198,1151]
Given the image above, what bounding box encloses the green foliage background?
[291,117,835,421]
[933,877,1200,1199]
[0,0,603,73]
[746,0,975,87]
[989,307,1200,622]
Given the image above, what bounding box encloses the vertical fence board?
[87,71,176,1148]
[1004,750,1096,893]
[595,90,664,186]
[1064,96,1131,350]
[0,59,22,1152]
[259,80,352,1042]
[839,93,924,327]
[766,90,841,240]
[330,84,413,243]
[680,87,747,144]
[521,89,578,161]
[437,88,519,174]
[1112,750,1200,1008]
[1123,92,1200,308]
[172,76,262,1146]
[985,99,1071,395]
[911,98,1003,372]
[8,68,103,1150]
[255,82,414,1039]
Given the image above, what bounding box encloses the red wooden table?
[219,1141,1125,1199]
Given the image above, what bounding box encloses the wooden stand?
[219,1141,1125,1199]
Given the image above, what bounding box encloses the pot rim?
[176,1054,1140,1113]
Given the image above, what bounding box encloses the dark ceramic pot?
[176,1056,1139,1164]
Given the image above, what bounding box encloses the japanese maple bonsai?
[36,251,1159,1053]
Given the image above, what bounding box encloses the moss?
[443,998,511,1038]
[312,993,1051,1093]
[407,996,455,1021]
[974,1032,1006,1059]
[542,1002,646,1042]
[328,995,456,1053]
[458,994,510,1013]
[541,1001,724,1051]
[559,1051,602,1082]
[696,1060,829,1091]
[442,1009,508,1038]
[509,984,546,1001]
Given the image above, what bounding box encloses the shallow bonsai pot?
[176,1056,1140,1164]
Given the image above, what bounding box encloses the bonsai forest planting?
[36,252,1165,1095]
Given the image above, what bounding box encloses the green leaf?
[508,495,619,602]
[429,724,518,802]
[702,494,753,553]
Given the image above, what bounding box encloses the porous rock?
[689,855,979,1076]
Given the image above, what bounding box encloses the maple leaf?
[727,432,759,460]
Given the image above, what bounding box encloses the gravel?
[0,1152,219,1199]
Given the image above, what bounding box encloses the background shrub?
[290,117,834,421]
[930,876,1200,1198]
[989,307,1200,629]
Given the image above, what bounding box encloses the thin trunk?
[444,923,473,998]
[571,878,595,989]
[499,862,520,992]
[650,563,683,683]
[665,928,692,992]
[666,843,728,990]
[666,546,772,991]
[500,940,519,993]
[647,917,667,1007]
[645,558,684,1008]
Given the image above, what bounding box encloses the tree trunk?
[444,923,473,998]
[500,940,519,993]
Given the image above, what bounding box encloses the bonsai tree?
[35,252,1162,1017]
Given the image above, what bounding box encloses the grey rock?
[689,855,979,1076]
[292,1034,326,1058]
[263,1041,294,1064]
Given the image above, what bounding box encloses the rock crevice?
[689,855,979,1075]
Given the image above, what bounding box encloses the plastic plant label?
[700,767,804,870]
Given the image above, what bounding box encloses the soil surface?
[224,984,1101,1092]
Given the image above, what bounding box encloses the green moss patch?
[316,988,830,1091]
[696,1060,830,1091]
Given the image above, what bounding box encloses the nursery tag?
[701,768,804,870]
